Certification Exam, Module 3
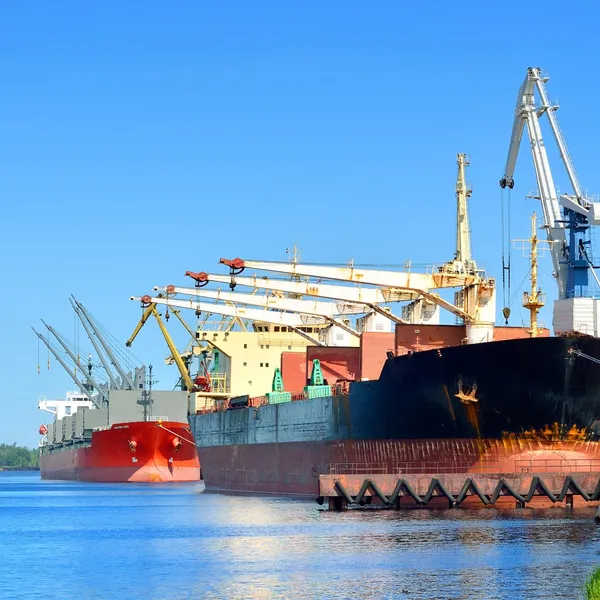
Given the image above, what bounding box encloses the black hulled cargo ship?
[191,334,600,496]
[137,67,600,498]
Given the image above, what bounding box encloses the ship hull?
[192,336,600,496]
[40,421,200,482]
[198,438,600,496]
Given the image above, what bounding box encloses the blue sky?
[1,1,598,447]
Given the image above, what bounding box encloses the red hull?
[199,438,600,496]
[40,421,200,482]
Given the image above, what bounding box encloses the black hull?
[190,336,600,494]
[367,335,600,439]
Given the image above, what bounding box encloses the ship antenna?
[285,242,303,292]
[137,364,158,421]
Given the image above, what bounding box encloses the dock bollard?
[594,505,600,524]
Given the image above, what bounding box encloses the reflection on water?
[0,472,599,599]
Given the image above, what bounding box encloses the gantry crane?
[499,66,600,336]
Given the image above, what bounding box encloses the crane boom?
[217,258,495,331]
[126,300,196,392]
[184,271,416,304]
[160,286,361,337]
[131,296,328,345]
[32,327,102,408]
[40,320,108,405]
[70,298,121,390]
[164,286,367,316]
[126,302,156,348]
[148,305,196,392]
[72,296,136,390]
[171,309,198,344]
[219,258,476,291]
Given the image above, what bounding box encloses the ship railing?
[515,458,600,473]
[391,458,600,475]
[95,416,171,428]
[329,462,388,475]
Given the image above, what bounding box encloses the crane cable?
[500,189,513,322]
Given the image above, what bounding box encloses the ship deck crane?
[158,286,362,337]
[70,298,121,390]
[72,296,136,390]
[182,272,416,325]
[127,296,230,359]
[126,300,198,392]
[32,327,104,409]
[131,295,329,346]
[218,257,496,343]
[499,66,600,336]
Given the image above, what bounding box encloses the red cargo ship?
[39,419,200,482]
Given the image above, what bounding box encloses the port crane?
[500,66,600,336]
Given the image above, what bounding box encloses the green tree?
[0,443,39,468]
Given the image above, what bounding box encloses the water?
[1,472,599,599]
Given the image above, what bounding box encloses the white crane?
[33,323,107,408]
[500,66,600,336]
[155,286,363,336]
[182,271,418,324]
[130,295,340,346]
[218,258,496,343]
[71,296,137,390]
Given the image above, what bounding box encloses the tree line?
[0,443,39,469]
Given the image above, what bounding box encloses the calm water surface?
[1,472,599,599]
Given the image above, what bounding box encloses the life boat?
[39,424,48,435]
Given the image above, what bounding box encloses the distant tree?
[0,444,39,468]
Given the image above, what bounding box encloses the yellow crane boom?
[127,301,196,393]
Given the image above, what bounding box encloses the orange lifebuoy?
[39,424,48,435]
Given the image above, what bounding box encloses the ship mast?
[522,212,545,337]
[455,153,475,274]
